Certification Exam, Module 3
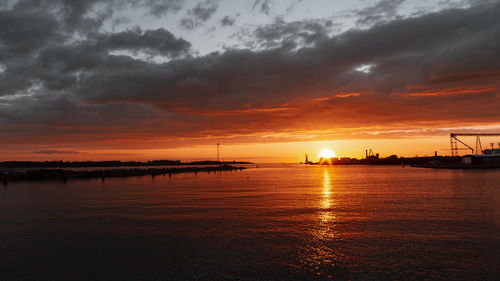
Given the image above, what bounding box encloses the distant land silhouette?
[0,162,250,183]
[305,155,461,166]
[0,160,253,168]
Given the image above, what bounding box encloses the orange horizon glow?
[2,122,500,163]
[3,135,495,163]
[2,82,500,163]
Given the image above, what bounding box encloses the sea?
[1,164,499,280]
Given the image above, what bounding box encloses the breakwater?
[0,160,253,168]
[0,164,245,183]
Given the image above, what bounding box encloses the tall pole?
[217,143,220,163]
[476,136,483,155]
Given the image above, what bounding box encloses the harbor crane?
[450,133,500,156]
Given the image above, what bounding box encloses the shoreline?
[0,164,246,183]
[0,160,253,169]
[411,163,500,169]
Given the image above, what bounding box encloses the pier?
[1,164,246,183]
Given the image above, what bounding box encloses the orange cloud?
[397,87,497,97]
[335,92,362,98]
[171,106,292,116]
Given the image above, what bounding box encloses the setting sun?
[318,149,336,159]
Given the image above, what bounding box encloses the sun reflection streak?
[299,167,345,277]
[319,168,335,223]
[299,167,341,276]
[321,169,331,209]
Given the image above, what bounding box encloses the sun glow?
[318,149,336,159]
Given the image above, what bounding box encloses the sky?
[1,0,500,162]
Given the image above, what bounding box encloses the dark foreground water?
[1,165,499,280]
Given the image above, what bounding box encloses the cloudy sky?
[1,0,499,161]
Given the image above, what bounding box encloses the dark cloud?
[0,8,59,54]
[253,0,272,15]
[11,0,111,34]
[59,0,110,32]
[249,17,334,49]
[144,0,184,17]
[178,18,197,29]
[0,0,190,99]
[9,0,185,35]
[0,26,190,96]
[179,0,219,29]
[356,0,405,25]
[1,0,500,149]
[220,15,236,26]
[190,0,218,21]
[78,2,500,122]
[96,28,191,56]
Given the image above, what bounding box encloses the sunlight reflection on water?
[301,168,344,278]
[1,164,499,280]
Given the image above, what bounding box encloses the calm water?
[1,165,499,280]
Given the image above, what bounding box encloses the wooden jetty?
[1,164,246,183]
